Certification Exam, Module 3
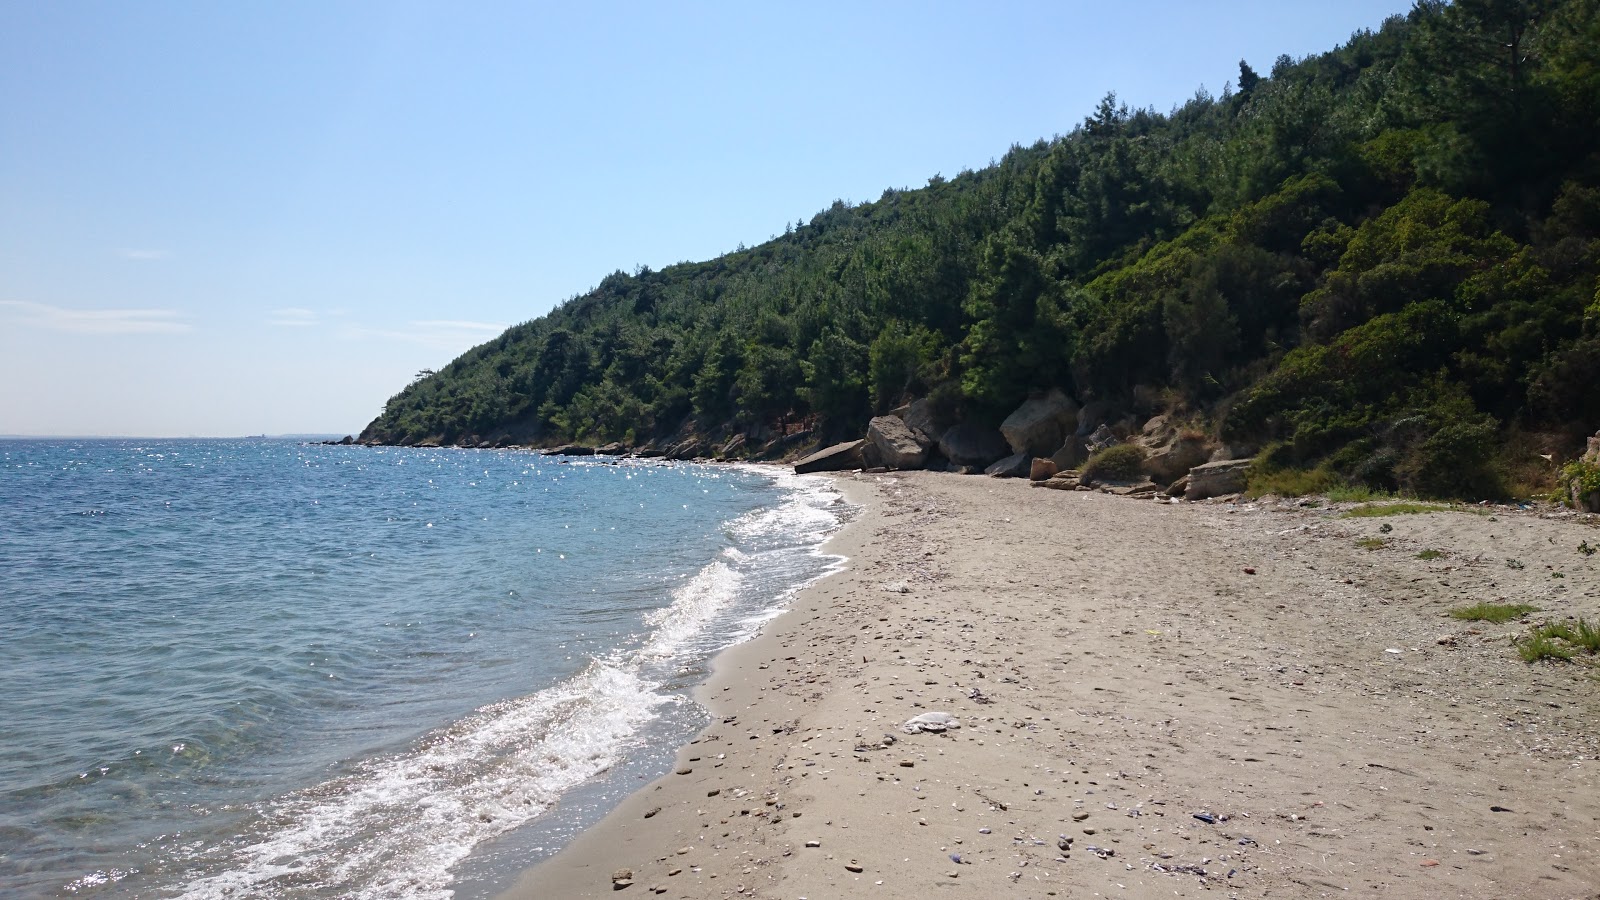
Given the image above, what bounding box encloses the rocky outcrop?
[1085,424,1119,454]
[1184,458,1254,501]
[794,440,866,474]
[665,438,706,460]
[544,444,596,456]
[902,398,947,446]
[1000,389,1078,457]
[938,423,1010,468]
[1076,401,1112,437]
[1030,457,1059,481]
[984,453,1032,478]
[1135,416,1213,484]
[1049,435,1089,470]
[867,416,929,469]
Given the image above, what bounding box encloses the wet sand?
[500,471,1600,899]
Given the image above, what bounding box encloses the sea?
[0,439,849,899]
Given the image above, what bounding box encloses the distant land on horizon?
[0,433,351,442]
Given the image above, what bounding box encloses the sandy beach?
[501,471,1600,899]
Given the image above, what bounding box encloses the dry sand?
[500,471,1600,899]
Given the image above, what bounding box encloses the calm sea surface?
[0,439,846,898]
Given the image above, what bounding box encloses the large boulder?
[1050,435,1089,470]
[984,453,1032,478]
[902,398,947,446]
[1000,389,1079,457]
[1135,416,1214,484]
[1184,458,1254,501]
[867,416,929,469]
[1030,457,1059,481]
[665,439,705,460]
[794,440,866,474]
[1076,401,1113,437]
[938,423,1010,468]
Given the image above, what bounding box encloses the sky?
[0,0,1415,437]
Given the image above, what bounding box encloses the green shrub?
[1558,458,1600,507]
[1082,444,1147,482]
[1246,466,1337,498]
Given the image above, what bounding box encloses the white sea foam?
[173,661,661,900]
[170,465,850,900]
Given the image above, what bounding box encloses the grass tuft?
[1450,602,1538,623]
[1356,537,1387,550]
[1246,466,1337,498]
[1416,549,1444,560]
[1574,619,1600,654]
[1326,484,1396,503]
[1518,633,1576,663]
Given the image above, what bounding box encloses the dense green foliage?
[365,0,1600,498]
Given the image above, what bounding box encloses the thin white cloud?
[117,248,169,261]
[0,300,193,334]
[339,319,507,349]
[268,307,319,327]
[408,319,504,332]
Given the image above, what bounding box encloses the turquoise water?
[0,440,845,898]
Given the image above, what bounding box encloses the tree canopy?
[364,0,1600,497]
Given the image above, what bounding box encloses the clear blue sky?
[0,1,1413,437]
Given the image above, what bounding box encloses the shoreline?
[494,475,878,898]
[499,471,1600,899]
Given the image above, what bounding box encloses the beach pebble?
[805,840,821,848]
[611,868,633,889]
[845,861,864,873]
[643,807,661,819]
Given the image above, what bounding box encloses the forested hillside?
[362,0,1600,498]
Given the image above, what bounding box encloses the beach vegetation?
[1356,536,1387,550]
[1245,464,1337,498]
[1515,619,1600,662]
[1341,502,1453,518]
[1450,602,1537,623]
[1082,444,1146,482]
[1416,549,1444,560]
[1518,632,1576,663]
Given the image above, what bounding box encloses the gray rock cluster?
[792,387,1257,501]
